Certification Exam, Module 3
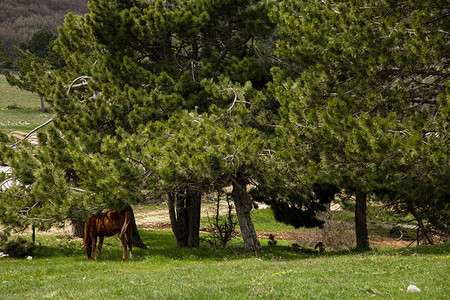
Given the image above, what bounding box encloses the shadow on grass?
[30,229,450,262]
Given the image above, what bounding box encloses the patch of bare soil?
[133,204,410,249]
[369,233,411,248]
[133,202,238,231]
[255,230,411,249]
[133,205,172,230]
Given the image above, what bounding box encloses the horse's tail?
[119,211,131,240]
[84,218,93,258]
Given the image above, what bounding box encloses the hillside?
[0,0,89,60]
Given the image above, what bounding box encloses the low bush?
[6,103,22,109]
[292,211,355,251]
[0,233,35,257]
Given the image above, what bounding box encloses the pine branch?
[11,114,57,147]
[10,74,96,147]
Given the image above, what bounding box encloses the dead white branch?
[66,76,92,95]
[10,75,94,147]
[69,187,88,193]
[258,149,276,157]
[221,86,250,113]
[11,114,57,147]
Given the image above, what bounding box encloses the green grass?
[0,230,448,299]
[200,207,297,232]
[250,208,297,231]
[0,74,53,133]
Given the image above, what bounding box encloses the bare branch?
[221,86,250,113]
[66,76,92,95]
[226,86,239,112]
[11,114,57,147]
[69,187,88,193]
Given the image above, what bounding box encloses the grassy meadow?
[1,205,449,299]
[0,74,53,133]
[0,228,449,299]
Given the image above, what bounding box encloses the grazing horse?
[84,209,133,262]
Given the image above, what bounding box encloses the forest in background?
[0,0,89,61]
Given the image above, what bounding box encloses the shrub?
[6,103,22,109]
[292,211,355,251]
[0,228,11,243]
[0,234,35,258]
[318,212,355,250]
[203,194,237,249]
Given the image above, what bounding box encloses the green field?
[0,206,449,299]
[0,229,449,299]
[0,74,53,133]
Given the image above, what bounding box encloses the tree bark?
[168,190,201,248]
[187,190,201,247]
[231,174,262,252]
[69,205,87,239]
[72,219,85,239]
[168,192,188,247]
[355,191,370,250]
[126,206,148,249]
[39,94,45,110]
[406,202,434,245]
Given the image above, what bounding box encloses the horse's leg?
[127,227,133,260]
[120,235,127,262]
[92,234,97,259]
[98,236,104,259]
[128,239,133,261]
[87,232,95,259]
[127,240,133,260]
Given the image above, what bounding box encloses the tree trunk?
[168,192,188,247]
[187,190,201,248]
[406,202,434,245]
[126,206,148,249]
[355,191,370,250]
[69,205,87,239]
[168,190,201,248]
[231,175,262,252]
[39,94,45,110]
[72,219,85,239]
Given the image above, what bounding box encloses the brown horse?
[84,209,133,262]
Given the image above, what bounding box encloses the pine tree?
[4,29,61,110]
[1,0,277,251]
[271,0,449,248]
